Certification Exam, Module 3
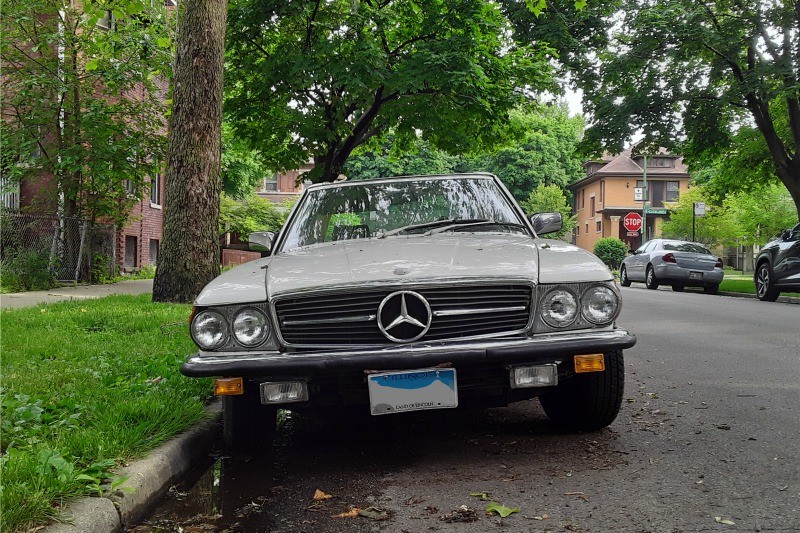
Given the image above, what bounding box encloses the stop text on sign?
[623,212,643,232]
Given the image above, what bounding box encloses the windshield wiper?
[378,218,490,238]
[424,220,528,235]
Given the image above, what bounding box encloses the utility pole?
[641,154,648,242]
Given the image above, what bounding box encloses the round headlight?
[581,286,619,325]
[232,308,269,347]
[191,310,228,350]
[541,288,578,327]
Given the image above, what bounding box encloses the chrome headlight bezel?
[190,303,277,352]
[534,281,621,332]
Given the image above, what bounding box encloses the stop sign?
[623,212,643,232]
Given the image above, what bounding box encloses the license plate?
[368,368,458,415]
[689,271,703,280]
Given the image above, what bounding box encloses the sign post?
[692,202,705,242]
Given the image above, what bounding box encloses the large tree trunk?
[152,0,227,303]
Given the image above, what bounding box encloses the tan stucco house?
[567,150,691,252]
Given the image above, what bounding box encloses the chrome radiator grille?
[274,284,533,347]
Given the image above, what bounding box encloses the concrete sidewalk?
[0,279,154,309]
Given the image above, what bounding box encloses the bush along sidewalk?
[0,295,212,533]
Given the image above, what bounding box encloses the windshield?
[279,177,527,251]
[662,241,711,254]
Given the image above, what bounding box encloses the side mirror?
[529,212,563,235]
[782,229,792,241]
[248,231,275,253]
[629,249,636,255]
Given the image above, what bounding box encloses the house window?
[596,220,602,233]
[590,196,596,217]
[150,173,161,205]
[585,222,589,234]
[581,190,585,209]
[262,174,278,191]
[666,181,680,202]
[124,236,138,268]
[599,181,604,203]
[123,179,135,195]
[576,224,579,236]
[149,239,159,265]
[647,157,674,168]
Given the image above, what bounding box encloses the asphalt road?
[135,288,800,533]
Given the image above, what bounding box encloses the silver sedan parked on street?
[619,239,724,294]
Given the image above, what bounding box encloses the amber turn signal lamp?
[574,354,605,373]
[213,377,244,395]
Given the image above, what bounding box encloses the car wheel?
[703,284,720,295]
[755,262,780,301]
[539,350,625,431]
[619,266,631,287]
[645,266,659,290]
[223,389,278,451]
[672,284,684,292]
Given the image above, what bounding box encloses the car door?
[629,241,654,280]
[773,223,800,287]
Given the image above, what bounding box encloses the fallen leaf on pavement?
[359,506,390,520]
[485,501,519,518]
[470,491,491,501]
[313,489,333,501]
[715,424,731,430]
[714,517,735,525]
[332,507,360,518]
[439,505,479,523]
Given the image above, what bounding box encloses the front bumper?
[180,328,636,377]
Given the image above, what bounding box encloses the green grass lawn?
[719,277,800,297]
[0,295,211,532]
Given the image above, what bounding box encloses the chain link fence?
[1,213,115,290]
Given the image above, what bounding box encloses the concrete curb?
[718,290,800,304]
[41,404,221,533]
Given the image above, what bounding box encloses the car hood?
[194,234,614,306]
[266,234,539,297]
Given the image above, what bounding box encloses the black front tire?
[539,350,625,432]
[672,284,684,292]
[619,266,631,287]
[223,389,278,452]
[645,266,659,290]
[755,262,780,301]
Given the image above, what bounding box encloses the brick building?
[254,161,312,204]
[568,150,691,252]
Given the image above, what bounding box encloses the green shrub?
[593,237,628,269]
[0,250,58,292]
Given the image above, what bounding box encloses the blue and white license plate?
[689,271,703,280]
[368,368,458,415]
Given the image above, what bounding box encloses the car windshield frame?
[275,175,532,253]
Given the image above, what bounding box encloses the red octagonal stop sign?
[623,212,643,232]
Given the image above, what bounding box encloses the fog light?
[574,354,605,373]
[260,382,308,404]
[213,377,243,396]
[510,364,558,388]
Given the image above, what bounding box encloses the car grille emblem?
[377,291,432,343]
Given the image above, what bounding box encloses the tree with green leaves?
[520,183,576,239]
[225,0,553,183]
[344,138,459,181]
[221,122,270,199]
[1,0,173,226]
[562,0,800,219]
[460,104,584,201]
[660,187,738,246]
[219,193,291,237]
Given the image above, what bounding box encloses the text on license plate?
[368,368,458,415]
[689,271,703,280]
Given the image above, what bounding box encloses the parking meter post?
[692,202,696,242]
